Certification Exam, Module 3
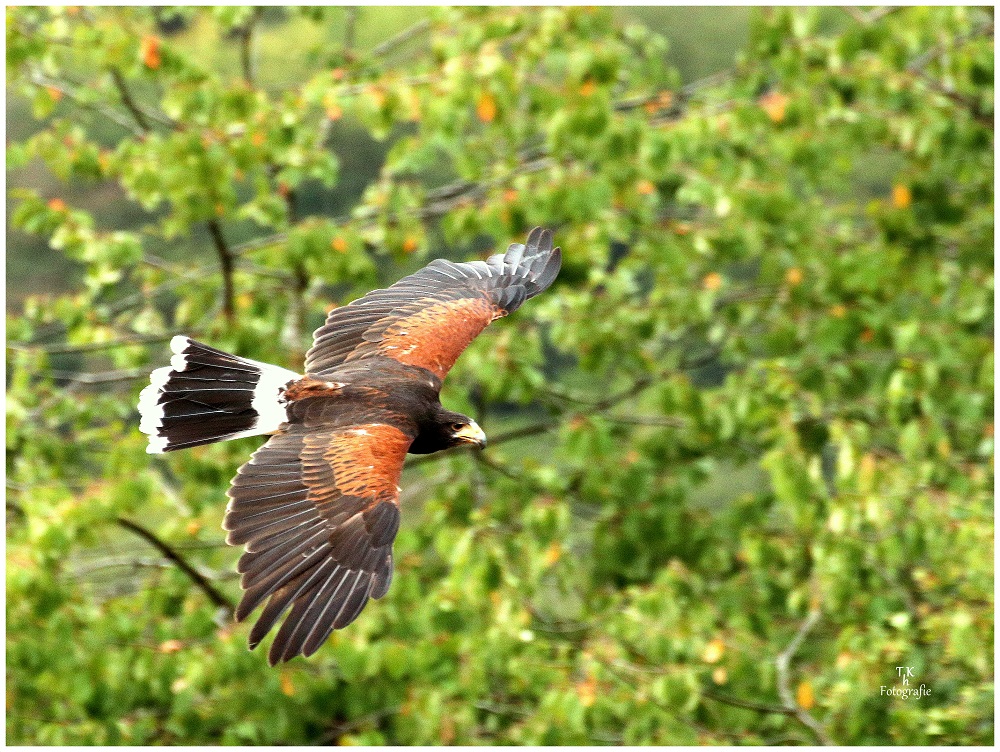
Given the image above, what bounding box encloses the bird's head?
[411,409,486,454]
[445,416,487,450]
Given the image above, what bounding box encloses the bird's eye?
[451,422,465,432]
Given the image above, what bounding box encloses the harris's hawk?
[138,227,561,664]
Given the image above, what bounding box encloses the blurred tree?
[6,5,993,745]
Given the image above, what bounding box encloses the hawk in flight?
[138,228,561,664]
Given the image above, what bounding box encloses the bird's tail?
[138,336,300,454]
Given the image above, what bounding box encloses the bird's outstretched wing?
[223,420,412,664]
[305,227,561,379]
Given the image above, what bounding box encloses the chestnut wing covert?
[305,227,561,380]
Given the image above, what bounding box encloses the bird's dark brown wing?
[305,227,561,380]
[223,420,412,664]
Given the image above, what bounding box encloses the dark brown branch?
[238,8,263,87]
[702,689,797,716]
[115,517,235,614]
[109,68,151,132]
[207,218,236,320]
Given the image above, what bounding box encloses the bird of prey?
[138,227,561,664]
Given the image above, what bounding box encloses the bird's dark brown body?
[139,228,561,663]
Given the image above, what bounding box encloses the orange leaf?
[280,672,295,697]
[47,198,67,212]
[829,304,847,318]
[402,236,418,254]
[785,267,803,286]
[702,638,725,663]
[576,675,597,708]
[543,542,562,566]
[159,639,183,654]
[331,67,346,81]
[502,188,518,203]
[636,179,656,196]
[702,272,723,292]
[759,91,789,123]
[331,237,348,253]
[891,184,911,209]
[46,85,63,102]
[476,92,497,123]
[141,35,161,70]
[796,680,815,710]
[251,131,266,147]
[326,103,343,121]
[580,79,597,97]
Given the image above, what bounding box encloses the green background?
[6,6,994,745]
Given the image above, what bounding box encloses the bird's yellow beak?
[453,421,487,449]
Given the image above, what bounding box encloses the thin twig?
[370,18,431,58]
[27,70,142,135]
[8,333,176,354]
[207,218,236,320]
[49,368,149,384]
[775,609,834,745]
[109,68,151,132]
[115,517,235,614]
[702,689,796,716]
[238,8,263,88]
[342,6,358,54]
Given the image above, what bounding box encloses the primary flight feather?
[138,227,561,664]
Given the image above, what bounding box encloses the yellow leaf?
[702,638,725,664]
[543,542,562,566]
[891,184,912,209]
[712,667,728,685]
[576,675,597,707]
[796,679,815,710]
[159,639,183,654]
[476,92,497,123]
[636,179,656,196]
[759,91,789,123]
[280,672,295,697]
[785,267,803,286]
[702,273,723,292]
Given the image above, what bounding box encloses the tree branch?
[206,218,237,320]
[370,18,431,58]
[109,68,151,132]
[238,8,263,88]
[8,333,176,354]
[702,689,797,716]
[775,609,834,746]
[115,517,235,614]
[27,69,142,136]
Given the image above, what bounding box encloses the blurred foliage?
[6,5,994,745]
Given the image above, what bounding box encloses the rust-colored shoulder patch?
[306,423,411,502]
[371,296,499,380]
